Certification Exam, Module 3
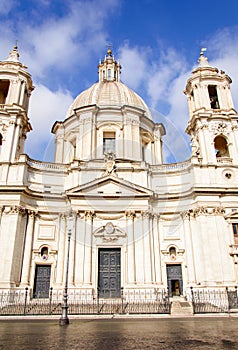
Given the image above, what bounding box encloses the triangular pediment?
[66,175,153,198]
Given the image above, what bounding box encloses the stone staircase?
[170,297,193,316]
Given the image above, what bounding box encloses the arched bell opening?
[214,135,229,158]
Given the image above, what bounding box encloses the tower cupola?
[0,45,34,162]
[185,50,238,166]
[98,48,121,82]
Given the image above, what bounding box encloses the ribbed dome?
[66,81,152,120]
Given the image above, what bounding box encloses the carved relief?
[103,152,117,176]
[94,222,126,242]
[141,210,153,219]
[126,210,136,219]
[0,122,8,140]
[190,133,200,156]
[84,211,95,219]
[211,207,225,216]
[182,206,225,219]
[209,122,231,136]
[3,205,26,215]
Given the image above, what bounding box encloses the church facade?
[0,46,238,301]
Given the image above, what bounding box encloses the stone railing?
[151,159,191,172]
[26,157,68,173]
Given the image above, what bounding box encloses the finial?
[14,40,18,50]
[106,43,113,57]
[198,47,209,67]
[200,47,207,56]
[6,42,20,62]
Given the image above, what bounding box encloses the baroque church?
[0,45,238,300]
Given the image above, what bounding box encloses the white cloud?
[25,84,73,160]
[0,0,15,15]
[119,44,150,90]
[20,0,120,79]
[118,28,238,163]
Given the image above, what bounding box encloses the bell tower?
[185,49,238,166]
[0,45,34,162]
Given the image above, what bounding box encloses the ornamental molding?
[209,122,231,136]
[182,206,225,219]
[3,205,27,215]
[84,211,95,219]
[124,116,139,125]
[231,123,238,131]
[126,210,136,219]
[190,134,200,156]
[94,222,126,242]
[95,213,124,220]
[0,122,8,140]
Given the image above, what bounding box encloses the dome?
[66,48,152,120]
[66,80,152,119]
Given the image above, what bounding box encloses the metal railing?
[190,287,238,314]
[0,288,171,316]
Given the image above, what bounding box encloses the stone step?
[171,300,193,316]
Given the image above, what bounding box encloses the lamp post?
[59,209,73,326]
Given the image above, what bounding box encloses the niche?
[40,246,49,260]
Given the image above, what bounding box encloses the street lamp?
[59,209,73,326]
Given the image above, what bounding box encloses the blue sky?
[1,0,238,162]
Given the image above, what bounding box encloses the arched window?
[214,135,229,157]
[0,80,10,104]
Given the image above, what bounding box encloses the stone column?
[19,81,26,105]
[142,211,152,283]
[126,210,136,284]
[83,211,94,285]
[152,213,162,284]
[20,210,36,286]
[197,124,208,164]
[123,116,132,159]
[0,205,26,287]
[134,213,144,283]
[11,119,21,162]
[182,211,196,284]
[75,212,85,285]
[3,119,15,162]
[55,134,64,163]
[68,212,76,286]
[191,207,208,284]
[55,214,66,285]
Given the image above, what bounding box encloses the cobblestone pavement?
[0,317,238,349]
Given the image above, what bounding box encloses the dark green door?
[33,265,51,298]
[98,248,121,298]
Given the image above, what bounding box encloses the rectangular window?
[232,223,238,236]
[103,132,115,154]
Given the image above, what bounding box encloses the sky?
[1,0,238,163]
